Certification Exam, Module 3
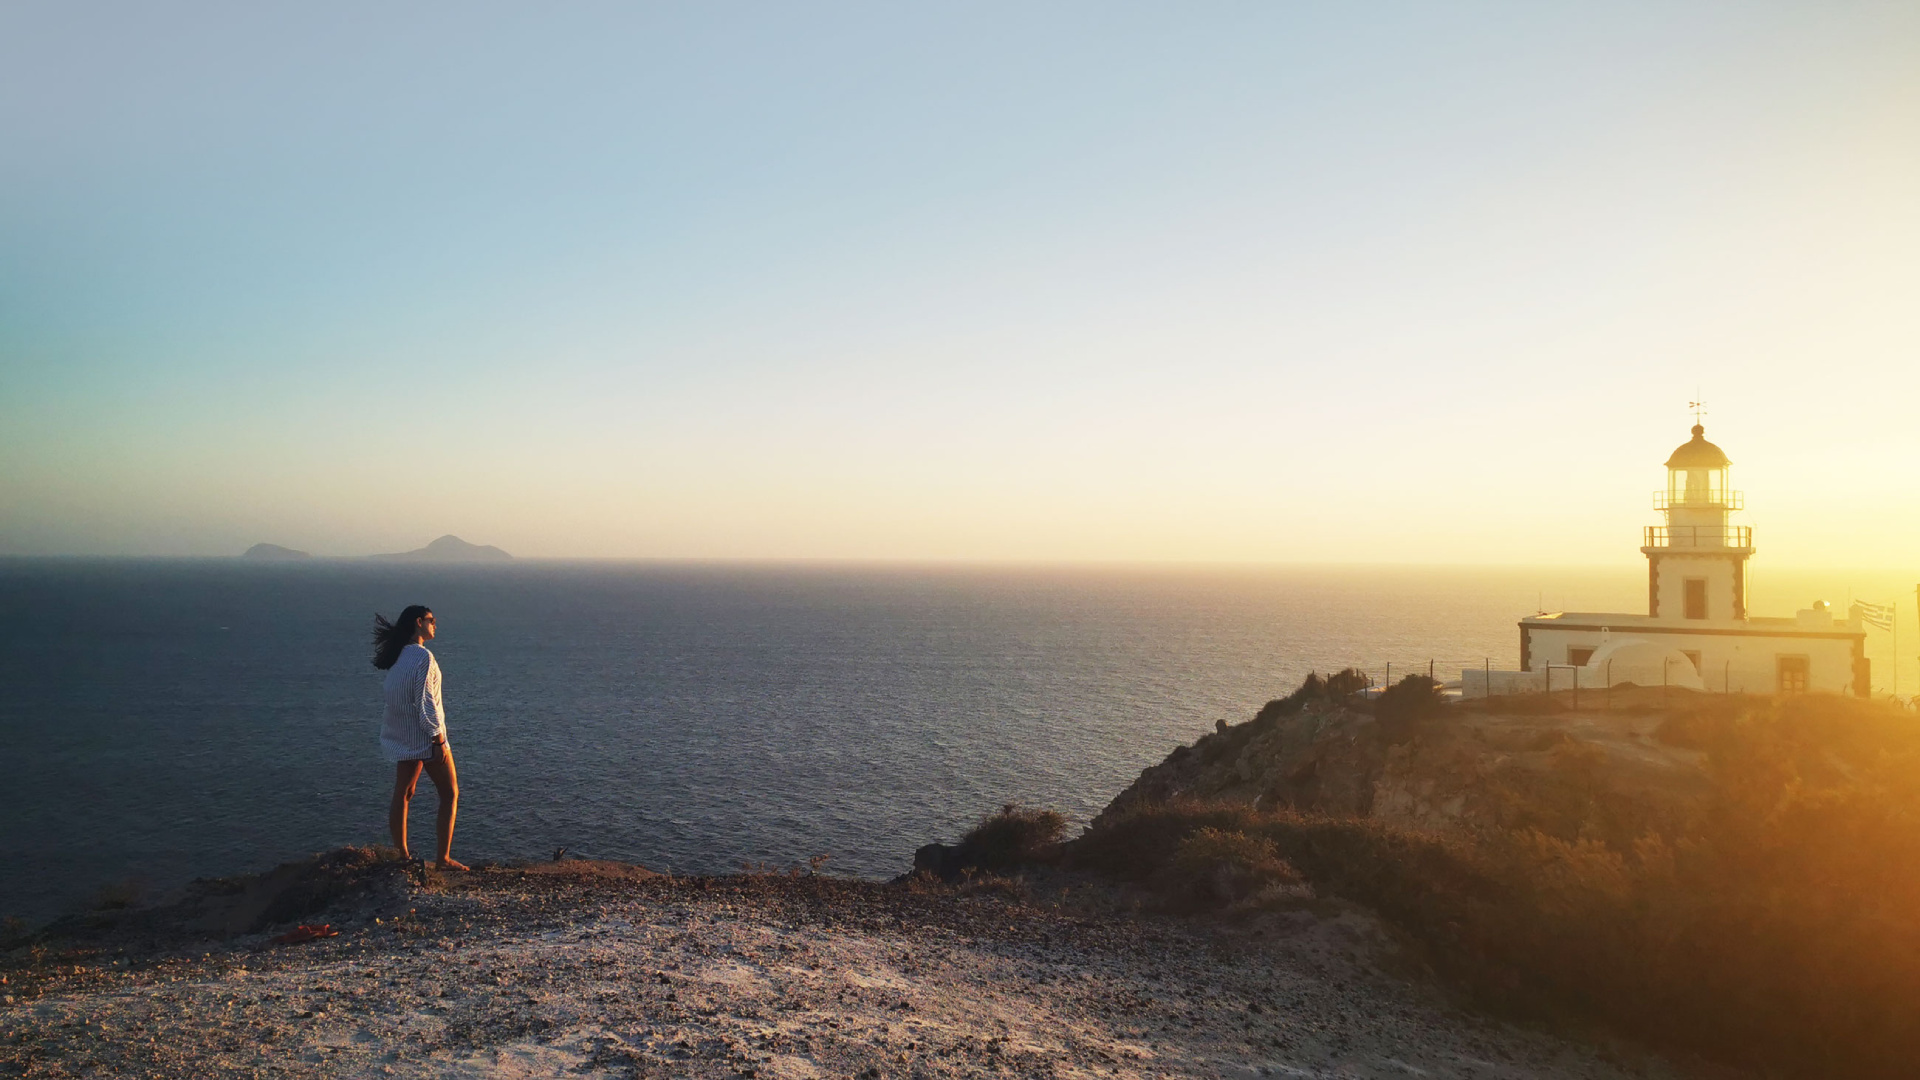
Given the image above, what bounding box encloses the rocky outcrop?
[1094,701,1391,826]
[912,843,965,880]
[1095,696,1710,843]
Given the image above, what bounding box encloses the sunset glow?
[2,4,1916,567]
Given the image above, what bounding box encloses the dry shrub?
[957,869,1031,901]
[1068,693,1920,1078]
[899,867,1029,901]
[1323,668,1372,701]
[899,870,951,896]
[1162,828,1307,909]
[954,804,1066,871]
[1374,674,1446,741]
[1068,800,1268,882]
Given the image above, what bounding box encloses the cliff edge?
[0,849,1658,1080]
[1095,681,1710,843]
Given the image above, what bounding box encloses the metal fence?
[1291,660,1496,696]
[1309,658,1920,712]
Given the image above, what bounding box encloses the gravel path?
[1,862,1685,1079]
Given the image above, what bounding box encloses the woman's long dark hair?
[371,605,432,670]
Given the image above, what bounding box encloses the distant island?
[236,536,511,560]
[240,543,311,560]
[370,534,512,562]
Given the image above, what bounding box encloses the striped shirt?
[380,643,446,761]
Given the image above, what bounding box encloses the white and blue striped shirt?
[379,643,446,761]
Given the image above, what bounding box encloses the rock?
[912,844,963,881]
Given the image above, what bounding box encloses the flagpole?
[1855,601,1898,698]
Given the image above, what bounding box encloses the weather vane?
[1688,396,1707,425]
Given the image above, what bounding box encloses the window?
[1681,650,1701,673]
[1684,578,1708,620]
[1568,647,1595,666]
[1778,655,1809,694]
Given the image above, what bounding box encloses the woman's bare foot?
[434,858,470,871]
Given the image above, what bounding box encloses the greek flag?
[1853,601,1894,630]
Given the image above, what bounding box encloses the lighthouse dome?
[1665,424,1731,468]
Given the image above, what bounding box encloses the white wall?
[1651,555,1740,620]
[1521,624,1858,694]
[1461,668,1547,696]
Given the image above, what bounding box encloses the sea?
[1,560,1912,924]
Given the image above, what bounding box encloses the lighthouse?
[1467,418,1871,697]
[1642,424,1752,622]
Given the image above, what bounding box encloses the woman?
[372,605,467,870]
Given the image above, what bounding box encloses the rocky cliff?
[1095,684,1711,843]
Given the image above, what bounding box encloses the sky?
[2,2,1917,567]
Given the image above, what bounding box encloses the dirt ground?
[0,857,1694,1079]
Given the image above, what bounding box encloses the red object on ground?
[270,924,339,945]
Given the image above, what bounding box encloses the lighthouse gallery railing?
[1643,525,1753,549]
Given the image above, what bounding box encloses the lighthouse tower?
[1642,423,1752,621]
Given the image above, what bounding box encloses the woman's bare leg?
[423,745,466,870]
[389,760,425,859]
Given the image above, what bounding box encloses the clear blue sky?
[3,2,1916,564]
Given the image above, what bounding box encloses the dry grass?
[952,803,1066,872]
[1068,692,1920,1079]
[1160,828,1309,910]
